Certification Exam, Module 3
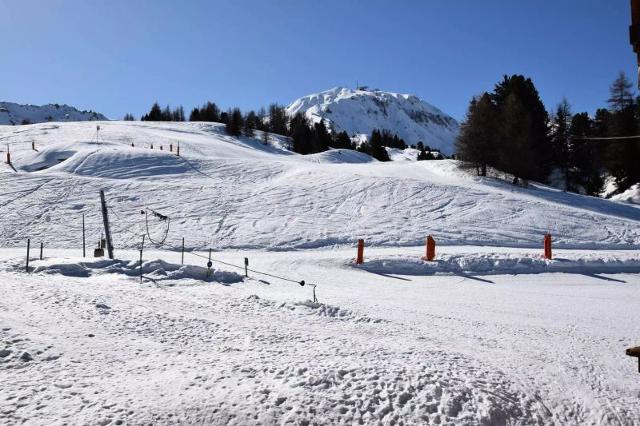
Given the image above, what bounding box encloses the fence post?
[181,237,185,265]
[244,257,249,277]
[423,235,436,261]
[26,239,30,273]
[356,239,364,264]
[544,234,552,260]
[39,242,43,260]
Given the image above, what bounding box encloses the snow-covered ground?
[1,246,640,424]
[1,121,640,424]
[1,121,639,251]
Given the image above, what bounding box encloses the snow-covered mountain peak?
[0,101,107,126]
[286,87,459,154]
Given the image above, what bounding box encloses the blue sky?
[0,0,634,120]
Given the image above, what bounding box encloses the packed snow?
[1,246,640,424]
[286,87,460,155]
[0,102,106,126]
[1,120,640,424]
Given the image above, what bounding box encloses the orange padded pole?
[356,239,364,264]
[544,234,552,260]
[423,235,436,261]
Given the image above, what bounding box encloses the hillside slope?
[0,121,638,250]
[286,87,459,154]
[0,102,106,125]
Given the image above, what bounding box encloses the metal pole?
[82,214,86,257]
[139,234,145,283]
[39,242,43,260]
[99,190,115,259]
[181,237,185,265]
[244,257,249,277]
[26,239,30,273]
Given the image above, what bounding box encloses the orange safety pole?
[356,239,364,264]
[544,234,552,260]
[422,235,436,261]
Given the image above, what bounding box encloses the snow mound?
[356,252,640,276]
[23,257,244,284]
[611,183,640,205]
[0,102,106,125]
[300,149,376,164]
[286,87,459,155]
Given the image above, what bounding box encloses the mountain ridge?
[0,101,107,125]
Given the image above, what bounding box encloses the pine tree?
[455,93,498,176]
[268,104,288,135]
[607,72,634,113]
[290,113,313,154]
[570,112,603,195]
[225,108,243,136]
[311,121,331,153]
[601,72,640,191]
[550,98,572,189]
[243,111,257,137]
[333,131,353,150]
[123,113,135,121]
[141,102,163,121]
[189,107,201,121]
[491,75,551,183]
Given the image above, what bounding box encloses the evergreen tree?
[360,130,390,161]
[311,121,331,153]
[123,113,135,121]
[243,111,257,137]
[289,113,313,154]
[225,108,243,136]
[570,112,603,195]
[333,131,353,150]
[201,102,220,122]
[455,93,498,176]
[550,98,572,189]
[141,102,163,121]
[268,104,288,135]
[492,75,551,183]
[189,107,201,121]
[604,73,640,191]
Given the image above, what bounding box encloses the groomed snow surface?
[1,121,640,424]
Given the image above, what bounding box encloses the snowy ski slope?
[0,121,639,252]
